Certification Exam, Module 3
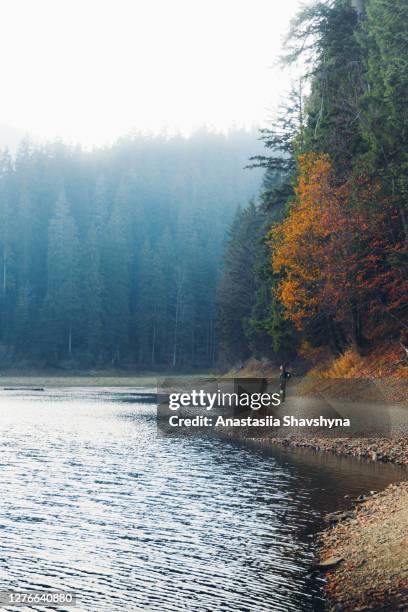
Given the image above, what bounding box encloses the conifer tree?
[43,189,80,360]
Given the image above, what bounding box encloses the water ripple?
[0,388,403,611]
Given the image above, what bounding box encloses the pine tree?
[82,176,107,359]
[0,150,18,347]
[286,0,366,174]
[361,0,408,233]
[217,203,261,364]
[43,189,80,360]
[103,183,131,364]
[0,131,261,367]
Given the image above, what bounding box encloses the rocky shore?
[271,436,408,465]
[266,435,408,609]
[318,481,408,611]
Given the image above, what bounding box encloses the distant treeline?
[0,131,262,368]
[217,0,408,368]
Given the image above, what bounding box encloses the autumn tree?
[271,153,408,351]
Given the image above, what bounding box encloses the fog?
[0,0,302,147]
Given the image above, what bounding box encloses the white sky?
[0,0,303,148]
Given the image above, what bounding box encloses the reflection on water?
[0,388,404,611]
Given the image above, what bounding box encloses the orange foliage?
[298,340,328,365]
[309,345,408,380]
[271,153,408,343]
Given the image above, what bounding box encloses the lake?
[0,387,404,611]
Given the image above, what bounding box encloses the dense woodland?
[218,0,408,369]
[0,131,262,368]
[3,0,407,373]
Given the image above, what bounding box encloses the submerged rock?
[324,511,354,524]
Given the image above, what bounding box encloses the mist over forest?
[0,130,262,369]
[3,0,407,382]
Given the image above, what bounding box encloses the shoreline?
[269,435,408,466]
[318,482,408,611]
[0,372,211,388]
[266,435,408,609]
[266,436,408,610]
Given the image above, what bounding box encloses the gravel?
[319,481,408,611]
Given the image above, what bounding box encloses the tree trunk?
[3,259,6,293]
[400,207,408,239]
[172,269,184,369]
[191,327,195,367]
[151,324,156,366]
[328,319,344,355]
[172,303,179,368]
[350,304,364,352]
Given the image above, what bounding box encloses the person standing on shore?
[279,364,291,403]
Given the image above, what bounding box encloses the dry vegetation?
[308,344,408,380]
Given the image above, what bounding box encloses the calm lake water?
[0,387,404,611]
